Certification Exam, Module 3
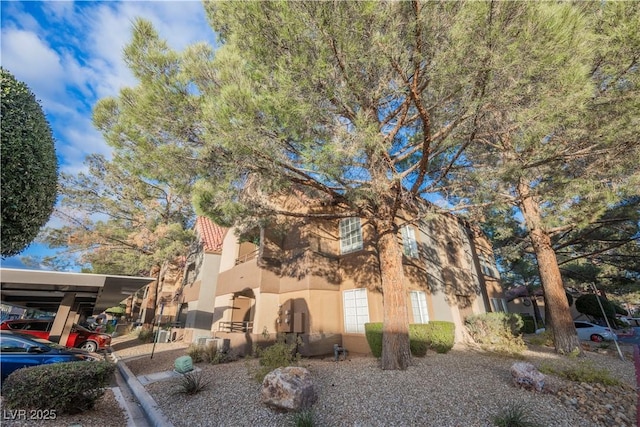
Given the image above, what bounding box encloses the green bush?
[426,321,455,354]
[520,314,536,334]
[409,324,429,357]
[364,323,384,358]
[365,321,455,357]
[2,361,115,414]
[251,334,301,382]
[465,313,526,355]
[138,328,154,343]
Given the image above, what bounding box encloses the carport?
[0,268,154,346]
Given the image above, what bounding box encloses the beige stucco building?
[183,206,506,356]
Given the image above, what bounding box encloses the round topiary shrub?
[1,68,58,257]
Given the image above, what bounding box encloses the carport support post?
[49,292,76,344]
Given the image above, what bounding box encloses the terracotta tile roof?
[196,217,227,253]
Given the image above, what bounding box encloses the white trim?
[401,225,419,258]
[340,217,363,254]
[410,290,429,323]
[343,288,369,333]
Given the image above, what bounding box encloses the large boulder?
[510,362,545,392]
[261,366,317,411]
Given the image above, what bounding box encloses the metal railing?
[218,321,254,333]
[235,249,259,265]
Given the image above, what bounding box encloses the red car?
[0,319,111,353]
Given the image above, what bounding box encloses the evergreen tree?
[1,68,58,257]
[448,2,639,354]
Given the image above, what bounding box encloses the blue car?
[0,331,97,381]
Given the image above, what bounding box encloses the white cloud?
[1,0,217,266]
[0,28,66,103]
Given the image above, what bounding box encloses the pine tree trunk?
[517,180,581,355]
[143,264,162,326]
[376,220,412,370]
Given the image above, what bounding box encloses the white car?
[574,321,617,342]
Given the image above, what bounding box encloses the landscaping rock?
[261,366,317,411]
[510,362,545,392]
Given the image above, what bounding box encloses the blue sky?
[1,1,216,269]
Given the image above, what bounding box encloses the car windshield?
[73,324,93,333]
[27,336,65,350]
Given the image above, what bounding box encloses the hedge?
[365,321,455,357]
[1,360,115,414]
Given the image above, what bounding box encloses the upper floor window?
[479,253,500,278]
[340,217,363,254]
[401,225,419,258]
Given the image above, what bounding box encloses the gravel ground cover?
[1,333,636,427]
[145,344,636,427]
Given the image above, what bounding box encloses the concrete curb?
[112,353,175,427]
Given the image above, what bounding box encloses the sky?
[1,1,217,269]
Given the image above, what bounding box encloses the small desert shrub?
[365,321,455,357]
[2,361,115,414]
[138,328,154,343]
[251,334,301,382]
[187,343,236,364]
[175,370,209,395]
[492,402,539,427]
[539,360,620,386]
[465,313,526,355]
[187,344,207,363]
[526,330,553,347]
[292,409,315,427]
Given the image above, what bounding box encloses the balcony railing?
[218,321,254,333]
[235,249,259,265]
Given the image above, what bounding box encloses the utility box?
[174,356,193,373]
[277,300,293,333]
[293,312,305,333]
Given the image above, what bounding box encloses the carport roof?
[0,268,154,315]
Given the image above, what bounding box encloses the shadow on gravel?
[125,347,192,376]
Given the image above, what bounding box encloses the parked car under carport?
[0,331,97,380]
[0,319,111,353]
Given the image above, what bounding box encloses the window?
[0,336,30,353]
[343,288,369,333]
[490,298,509,313]
[410,291,429,324]
[340,217,363,254]
[479,253,500,278]
[401,225,419,258]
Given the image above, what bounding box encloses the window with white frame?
[479,253,500,278]
[343,288,369,333]
[490,298,509,313]
[401,225,419,258]
[410,291,429,324]
[340,217,363,254]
